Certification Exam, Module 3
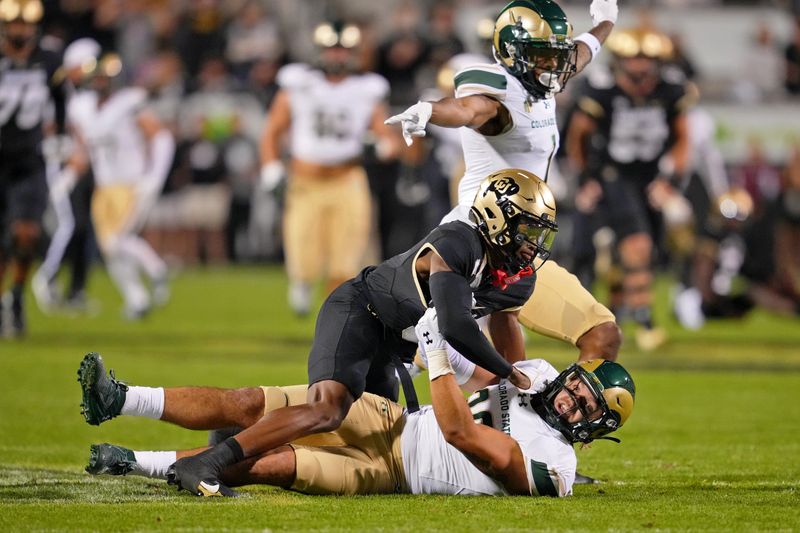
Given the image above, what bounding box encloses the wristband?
[575,33,602,60]
[427,349,454,381]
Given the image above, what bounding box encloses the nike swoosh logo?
[198,480,221,497]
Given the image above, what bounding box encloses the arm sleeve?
[429,271,513,379]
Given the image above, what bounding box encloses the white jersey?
[401,359,576,497]
[277,64,388,166]
[68,88,149,187]
[452,63,560,210]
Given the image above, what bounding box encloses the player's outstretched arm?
[384,95,501,146]
[419,312,530,495]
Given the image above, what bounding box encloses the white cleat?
[674,287,705,330]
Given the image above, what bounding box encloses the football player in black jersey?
[158,168,559,496]
[566,27,696,351]
[0,0,67,336]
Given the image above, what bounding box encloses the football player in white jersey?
[385,0,623,364]
[32,37,101,314]
[65,53,174,319]
[259,20,400,316]
[76,312,635,497]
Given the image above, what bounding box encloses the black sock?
[222,437,245,462]
[196,437,245,474]
[631,306,654,330]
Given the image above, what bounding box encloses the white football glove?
[414,307,453,380]
[590,0,618,26]
[260,161,286,193]
[384,101,433,147]
[41,134,74,164]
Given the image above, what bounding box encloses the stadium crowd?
[1,0,799,339]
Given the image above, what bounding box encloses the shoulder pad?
[115,87,148,111]
[356,72,389,100]
[454,64,508,99]
[277,63,319,89]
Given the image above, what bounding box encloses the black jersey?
[0,46,66,161]
[364,220,535,332]
[576,72,693,181]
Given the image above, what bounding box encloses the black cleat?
[78,352,128,426]
[86,443,137,475]
[166,455,238,498]
[574,471,601,485]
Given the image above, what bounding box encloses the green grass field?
[2,266,799,531]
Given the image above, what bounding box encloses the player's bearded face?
[3,20,36,50]
[91,75,113,97]
[619,57,659,96]
[552,376,602,424]
[321,46,354,74]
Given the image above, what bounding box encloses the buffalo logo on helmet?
[471,168,557,280]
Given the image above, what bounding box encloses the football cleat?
[166,457,238,498]
[86,443,137,475]
[288,282,312,317]
[634,326,668,352]
[573,471,601,485]
[31,272,60,315]
[4,286,27,337]
[78,352,128,426]
[152,276,171,308]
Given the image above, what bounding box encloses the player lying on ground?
[78,310,635,497]
[91,168,558,496]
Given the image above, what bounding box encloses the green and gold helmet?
[537,359,636,444]
[470,168,557,273]
[492,0,576,99]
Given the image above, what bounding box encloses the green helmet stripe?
[454,70,507,91]
[530,460,558,497]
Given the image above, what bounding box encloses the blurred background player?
[0,0,67,337]
[32,37,100,314]
[66,52,174,320]
[565,27,696,350]
[259,20,400,316]
[386,0,623,363]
